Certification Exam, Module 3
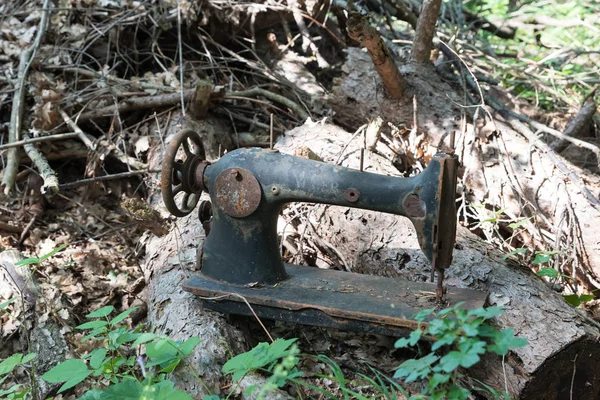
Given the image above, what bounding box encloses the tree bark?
[331,46,600,301]
[412,0,443,63]
[275,121,600,399]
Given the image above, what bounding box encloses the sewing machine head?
[161,129,486,335]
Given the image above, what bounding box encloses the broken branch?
[21,133,59,195]
[2,0,52,194]
[347,13,406,99]
[412,0,443,63]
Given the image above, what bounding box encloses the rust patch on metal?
[403,193,426,218]
[214,168,262,218]
[345,188,360,203]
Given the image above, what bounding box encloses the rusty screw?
[345,188,360,203]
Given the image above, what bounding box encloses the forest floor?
[0,0,599,398]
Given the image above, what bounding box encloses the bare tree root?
[347,13,406,99]
[2,0,52,194]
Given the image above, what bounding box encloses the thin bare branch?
[2,0,52,194]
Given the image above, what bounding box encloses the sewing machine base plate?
[184,264,488,336]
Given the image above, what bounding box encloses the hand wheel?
[161,129,209,217]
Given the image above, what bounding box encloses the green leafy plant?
[394,303,527,400]
[221,338,302,399]
[15,244,68,268]
[40,305,201,399]
[220,339,408,400]
[0,353,37,399]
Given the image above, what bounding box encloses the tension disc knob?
[161,129,208,217]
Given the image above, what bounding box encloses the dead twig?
[2,0,52,194]
[77,89,195,122]
[0,222,23,234]
[59,170,158,189]
[21,133,59,195]
[60,108,148,170]
[45,66,175,92]
[0,132,80,151]
[224,88,309,121]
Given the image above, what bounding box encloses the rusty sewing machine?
[161,129,487,336]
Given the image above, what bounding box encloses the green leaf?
[109,307,139,326]
[532,253,552,265]
[502,248,527,260]
[508,218,532,230]
[98,379,143,400]
[143,380,193,400]
[89,348,107,370]
[77,320,108,330]
[41,359,91,393]
[39,244,68,262]
[414,308,435,322]
[21,353,36,364]
[178,337,202,356]
[131,332,158,347]
[537,268,559,278]
[86,306,114,319]
[78,389,104,400]
[0,354,23,375]
[394,353,438,382]
[488,329,528,355]
[431,332,457,351]
[14,257,40,267]
[461,320,483,337]
[458,339,487,357]
[146,339,178,360]
[438,350,480,372]
[116,332,141,346]
[223,338,298,381]
[394,337,411,349]
[467,306,504,320]
[428,372,450,390]
[81,326,108,342]
[408,329,422,346]
[446,385,471,400]
[427,318,454,337]
[0,297,17,310]
[563,294,595,307]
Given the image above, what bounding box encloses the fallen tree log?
[330,47,600,297]
[275,121,600,399]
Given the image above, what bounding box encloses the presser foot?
[183,264,487,336]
